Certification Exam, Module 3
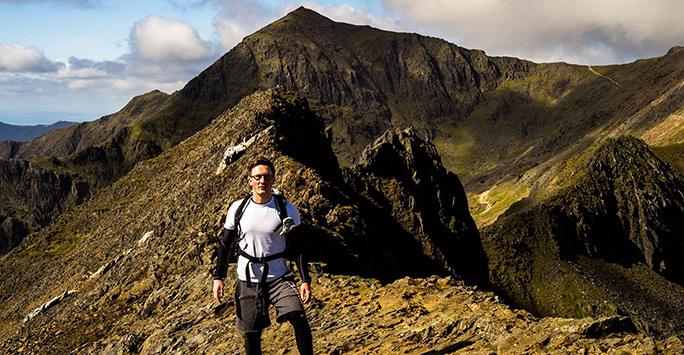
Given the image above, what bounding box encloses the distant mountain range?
[1,7,684,351]
[0,121,78,143]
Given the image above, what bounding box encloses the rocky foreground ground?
[226,271,682,355]
[9,266,678,355]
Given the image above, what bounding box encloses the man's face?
[249,164,274,196]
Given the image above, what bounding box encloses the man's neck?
[252,192,272,204]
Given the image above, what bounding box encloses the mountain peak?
[285,6,331,21]
[258,6,336,37]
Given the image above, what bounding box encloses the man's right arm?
[214,228,237,280]
[213,228,237,303]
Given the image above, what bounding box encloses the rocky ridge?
[1,88,680,353]
[344,128,487,284]
[0,7,683,352]
[0,88,484,353]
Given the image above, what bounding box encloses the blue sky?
[1,0,682,126]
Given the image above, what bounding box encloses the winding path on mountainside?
[588,66,623,88]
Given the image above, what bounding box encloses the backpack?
[231,189,295,287]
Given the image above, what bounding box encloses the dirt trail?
[478,187,493,212]
[589,66,622,88]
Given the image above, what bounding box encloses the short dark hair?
[248,156,276,176]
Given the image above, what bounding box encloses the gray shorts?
[235,273,305,332]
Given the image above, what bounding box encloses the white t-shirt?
[225,195,301,283]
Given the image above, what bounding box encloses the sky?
[1,0,683,126]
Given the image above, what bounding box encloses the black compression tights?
[244,331,262,355]
[243,312,314,355]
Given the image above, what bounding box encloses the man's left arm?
[295,249,312,304]
[288,225,312,304]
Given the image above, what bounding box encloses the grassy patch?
[88,198,130,213]
[433,126,477,178]
[652,141,684,179]
[19,232,86,257]
[468,181,531,227]
[16,212,90,257]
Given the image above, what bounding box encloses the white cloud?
[0,43,57,72]
[1,7,223,124]
[381,0,684,64]
[109,79,138,92]
[131,15,213,62]
[0,74,58,97]
[45,57,110,79]
[209,0,273,51]
[215,17,249,51]
[66,79,93,90]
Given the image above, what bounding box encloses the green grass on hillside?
[652,141,684,179]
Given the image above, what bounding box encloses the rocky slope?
[482,136,684,336]
[0,88,485,353]
[1,7,684,352]
[0,159,89,255]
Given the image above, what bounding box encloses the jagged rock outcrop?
[0,158,89,254]
[344,128,487,284]
[0,141,21,159]
[483,136,684,336]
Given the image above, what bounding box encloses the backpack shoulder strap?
[272,189,288,220]
[234,191,252,233]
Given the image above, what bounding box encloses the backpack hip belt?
[238,248,289,287]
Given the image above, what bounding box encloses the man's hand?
[213,279,224,303]
[300,282,312,304]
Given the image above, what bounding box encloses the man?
[213,157,314,355]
